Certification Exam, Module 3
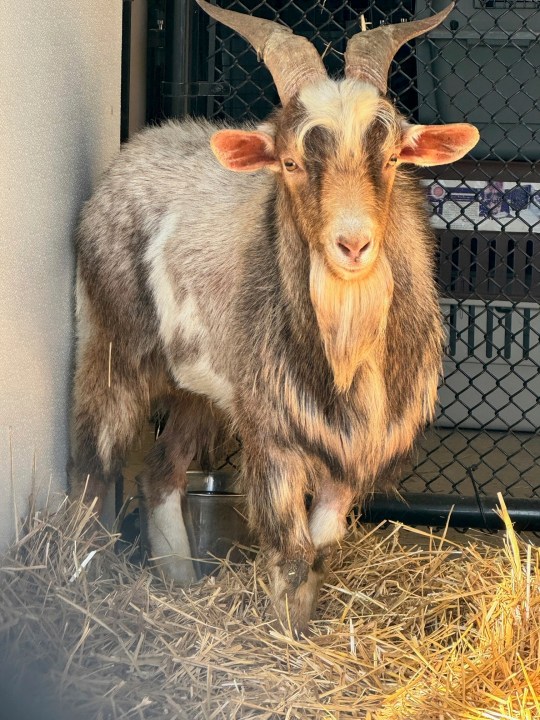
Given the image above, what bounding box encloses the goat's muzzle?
[336,235,371,263]
[330,234,375,275]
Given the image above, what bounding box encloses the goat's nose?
[336,235,371,261]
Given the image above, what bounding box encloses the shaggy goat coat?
[71,72,476,631]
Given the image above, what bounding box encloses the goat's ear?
[399,124,480,167]
[211,130,279,172]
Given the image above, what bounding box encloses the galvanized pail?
[186,470,253,577]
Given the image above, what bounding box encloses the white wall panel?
[0,1,122,548]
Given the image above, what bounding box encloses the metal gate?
[145,0,540,530]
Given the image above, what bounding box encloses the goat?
[69,0,479,632]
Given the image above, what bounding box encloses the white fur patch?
[401,121,423,148]
[148,490,196,584]
[172,355,234,411]
[145,219,232,410]
[178,293,203,343]
[144,214,182,347]
[309,504,347,549]
[97,424,114,471]
[297,79,396,155]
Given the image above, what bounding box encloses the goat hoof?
[269,557,326,635]
[151,556,198,586]
[281,558,310,589]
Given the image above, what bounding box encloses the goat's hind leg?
[69,336,147,517]
[141,392,224,585]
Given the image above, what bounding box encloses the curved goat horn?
[196,0,326,105]
[345,2,454,95]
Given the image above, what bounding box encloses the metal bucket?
[186,470,253,577]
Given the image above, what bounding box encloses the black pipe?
[360,492,540,531]
[167,0,194,118]
[121,0,133,142]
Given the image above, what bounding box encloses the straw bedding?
[0,496,538,720]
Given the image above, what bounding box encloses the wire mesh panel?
[147,0,540,524]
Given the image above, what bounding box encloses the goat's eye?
[283,158,298,172]
[388,155,398,165]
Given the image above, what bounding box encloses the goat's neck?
[275,191,394,394]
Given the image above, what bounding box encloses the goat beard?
[309,251,394,394]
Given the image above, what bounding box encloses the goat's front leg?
[243,446,320,634]
[308,479,356,587]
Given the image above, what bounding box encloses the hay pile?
[0,496,538,720]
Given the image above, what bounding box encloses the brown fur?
[68,69,466,631]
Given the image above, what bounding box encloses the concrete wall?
[0,1,122,548]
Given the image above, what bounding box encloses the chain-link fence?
[146,0,540,529]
